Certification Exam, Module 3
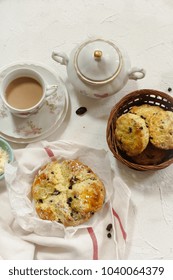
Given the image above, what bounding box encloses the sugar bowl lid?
[74,39,123,85]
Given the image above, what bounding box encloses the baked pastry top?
[31,159,105,227]
[148,110,173,149]
[129,104,164,125]
[115,113,149,156]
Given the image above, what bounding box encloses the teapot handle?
[52,51,69,66]
[128,67,146,80]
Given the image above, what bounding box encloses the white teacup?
[0,68,58,118]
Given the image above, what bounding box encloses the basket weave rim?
[110,88,173,112]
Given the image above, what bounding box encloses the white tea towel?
[4,140,131,259]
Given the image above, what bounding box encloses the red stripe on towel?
[87,227,98,260]
[44,147,55,158]
[112,208,127,240]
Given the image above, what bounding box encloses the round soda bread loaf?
[148,110,173,149]
[129,104,164,125]
[115,113,149,156]
[31,159,105,227]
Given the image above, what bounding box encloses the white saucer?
[0,97,68,144]
[0,62,69,143]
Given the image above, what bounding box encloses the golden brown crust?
[129,104,164,125]
[131,143,167,165]
[115,113,149,156]
[32,160,105,227]
[148,110,173,149]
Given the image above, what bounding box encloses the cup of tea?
[0,68,58,118]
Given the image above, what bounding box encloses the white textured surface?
[0,0,173,259]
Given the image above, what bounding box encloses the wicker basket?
[106,89,173,171]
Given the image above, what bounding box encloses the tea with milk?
[5,77,43,109]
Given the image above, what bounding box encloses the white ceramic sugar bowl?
[52,38,146,99]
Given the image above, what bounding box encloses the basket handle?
[128,67,146,80]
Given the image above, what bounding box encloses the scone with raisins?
[31,160,105,227]
[115,113,149,156]
[148,110,173,149]
[129,104,164,125]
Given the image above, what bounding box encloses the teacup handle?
[45,85,58,97]
[128,67,146,80]
[52,51,69,66]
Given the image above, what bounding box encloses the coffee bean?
[76,107,87,115]
[106,223,113,231]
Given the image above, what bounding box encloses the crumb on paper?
[0,147,9,174]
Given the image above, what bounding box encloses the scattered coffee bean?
[107,233,112,238]
[106,223,113,231]
[168,87,172,92]
[76,107,87,115]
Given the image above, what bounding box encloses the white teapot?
[52,38,145,99]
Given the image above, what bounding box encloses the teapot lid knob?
[94,50,102,60]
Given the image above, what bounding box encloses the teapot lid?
[74,39,123,85]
